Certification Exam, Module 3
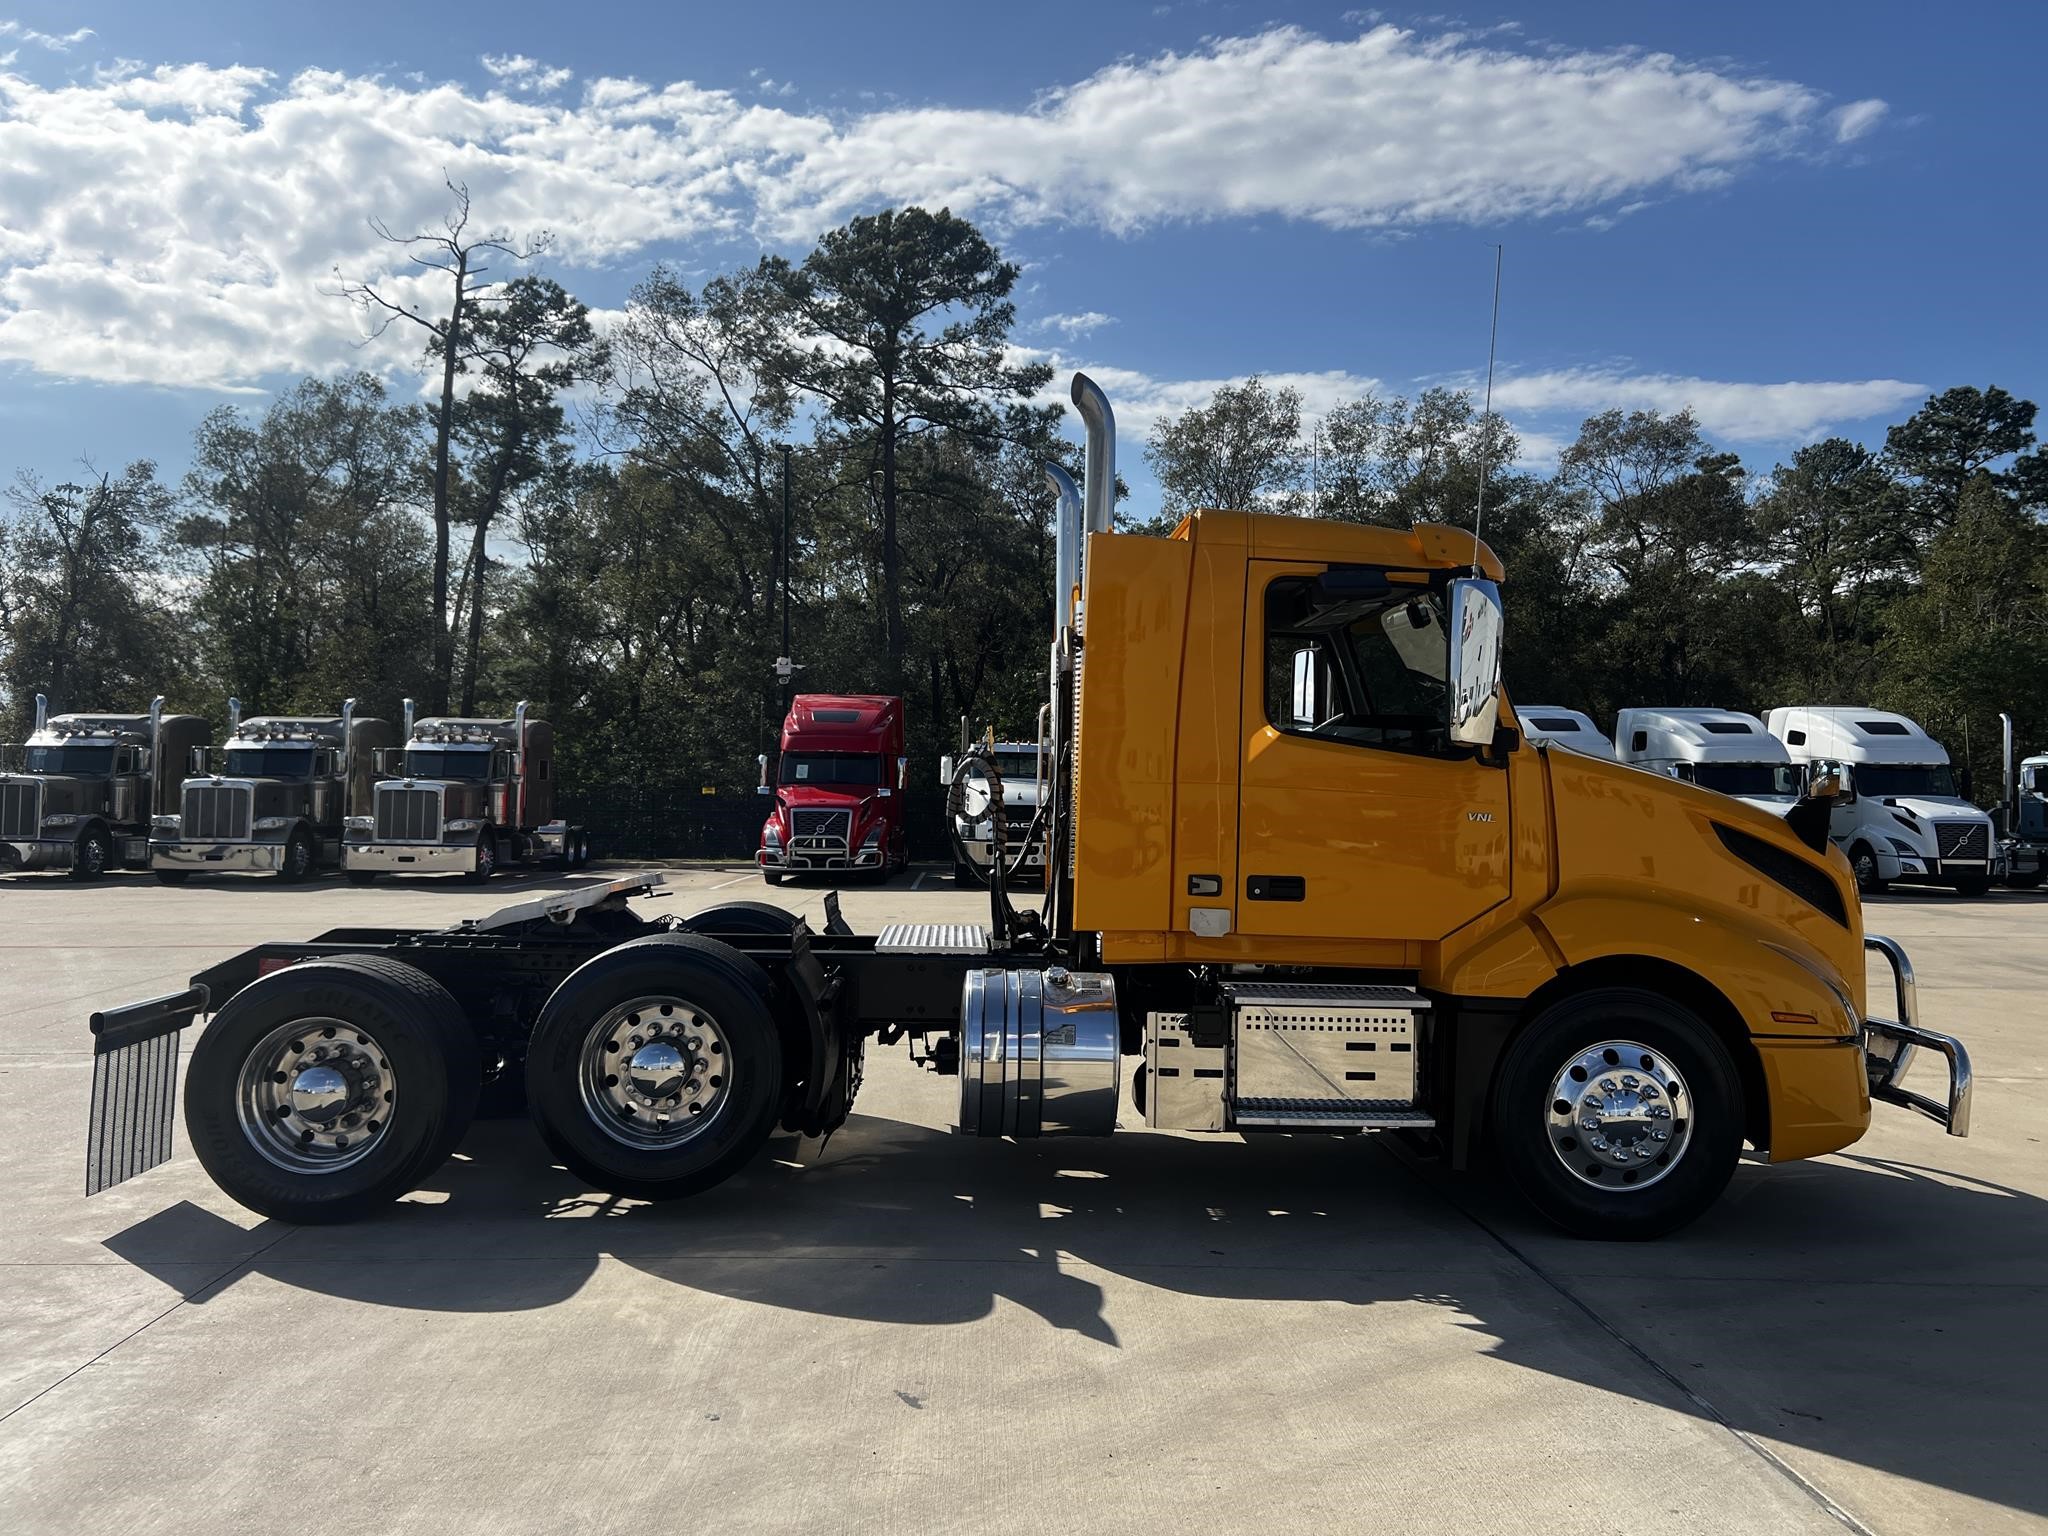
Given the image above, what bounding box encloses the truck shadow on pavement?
[104,1109,2047,1521]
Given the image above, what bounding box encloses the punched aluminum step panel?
[1146,982,1434,1132]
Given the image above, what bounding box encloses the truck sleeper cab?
[1768,706,1997,895]
[758,694,909,885]
[342,701,588,882]
[1615,707,1801,815]
[0,695,207,878]
[1512,706,1616,760]
[151,698,396,883]
[86,372,1973,1242]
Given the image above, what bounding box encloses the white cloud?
[1830,98,1887,144]
[0,21,95,53]
[0,25,1885,389]
[1040,310,1115,338]
[1486,366,1926,442]
[479,53,573,93]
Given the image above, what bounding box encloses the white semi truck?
[940,718,1049,885]
[1767,707,1996,895]
[1616,708,1801,816]
[1512,706,1615,759]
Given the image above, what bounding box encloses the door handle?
[1246,875,1305,901]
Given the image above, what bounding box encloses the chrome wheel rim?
[81,836,106,874]
[1544,1039,1690,1191]
[578,995,732,1149]
[478,839,495,876]
[235,1017,396,1173]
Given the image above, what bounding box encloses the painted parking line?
[911,871,930,890]
[707,871,759,890]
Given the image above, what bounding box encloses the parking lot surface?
[0,866,2042,1534]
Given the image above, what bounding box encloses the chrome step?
[1233,1099,1436,1130]
[876,922,991,955]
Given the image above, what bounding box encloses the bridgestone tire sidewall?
[1492,987,1742,1241]
[184,958,479,1224]
[525,936,784,1202]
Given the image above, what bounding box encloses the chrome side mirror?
[1445,577,1505,749]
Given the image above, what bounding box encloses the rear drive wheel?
[153,868,191,886]
[276,829,316,883]
[464,833,497,884]
[525,934,784,1201]
[1491,987,1742,1241]
[679,901,801,938]
[2009,870,2044,890]
[1849,841,1887,896]
[183,956,479,1223]
[70,825,114,881]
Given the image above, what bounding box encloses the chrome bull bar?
[1863,934,1972,1137]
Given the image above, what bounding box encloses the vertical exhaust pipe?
[34,692,47,734]
[1071,374,1116,534]
[1045,462,1083,631]
[226,697,241,738]
[339,697,357,814]
[403,697,416,740]
[148,696,164,810]
[514,701,530,829]
[2002,712,2017,831]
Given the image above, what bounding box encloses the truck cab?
[342,701,584,882]
[941,727,1050,884]
[1513,705,1616,759]
[1616,707,1801,815]
[758,694,908,885]
[0,695,206,878]
[151,698,395,883]
[1767,706,1996,895]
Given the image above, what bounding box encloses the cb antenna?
[1472,243,1503,576]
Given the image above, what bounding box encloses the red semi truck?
[757,694,909,884]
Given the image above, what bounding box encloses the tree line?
[2,195,2043,829]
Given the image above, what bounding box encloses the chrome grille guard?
[1863,934,1972,1136]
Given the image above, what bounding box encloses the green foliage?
[1143,375,1306,522]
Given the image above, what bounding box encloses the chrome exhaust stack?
[148,696,164,785]
[33,692,47,734]
[402,697,416,741]
[514,701,530,828]
[1045,461,1083,631]
[1071,373,1115,535]
[225,697,241,739]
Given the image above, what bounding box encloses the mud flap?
[86,985,208,1195]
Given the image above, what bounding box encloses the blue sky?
[1,0,2043,507]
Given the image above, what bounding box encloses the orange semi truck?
[83,372,1968,1239]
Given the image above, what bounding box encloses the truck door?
[1236,563,1512,943]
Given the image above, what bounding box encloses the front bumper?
[1862,933,1972,1135]
[758,846,883,873]
[960,836,1048,871]
[345,842,477,874]
[151,841,285,874]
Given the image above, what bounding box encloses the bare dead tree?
[333,179,549,712]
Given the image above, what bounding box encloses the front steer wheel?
[1490,986,1742,1241]
[183,956,480,1223]
[525,933,784,1202]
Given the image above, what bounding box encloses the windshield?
[224,746,315,779]
[405,749,492,781]
[1690,763,1801,797]
[23,744,113,775]
[992,751,1040,783]
[1854,763,1958,799]
[780,752,880,787]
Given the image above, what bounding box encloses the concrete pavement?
[0,866,2041,1533]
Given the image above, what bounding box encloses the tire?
[346,869,379,886]
[464,833,497,884]
[183,955,480,1224]
[525,933,785,1202]
[1490,986,1743,1241]
[954,859,983,887]
[679,901,801,938]
[276,828,316,884]
[70,825,114,882]
[154,869,191,886]
[761,867,785,887]
[2009,871,2043,891]
[1849,842,1887,896]
[1954,875,1992,897]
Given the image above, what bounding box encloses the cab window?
[1263,573,1450,754]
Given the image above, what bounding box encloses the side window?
[1263,573,1450,754]
[116,747,139,774]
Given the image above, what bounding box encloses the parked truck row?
[2,694,584,884]
[84,370,1973,1246]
